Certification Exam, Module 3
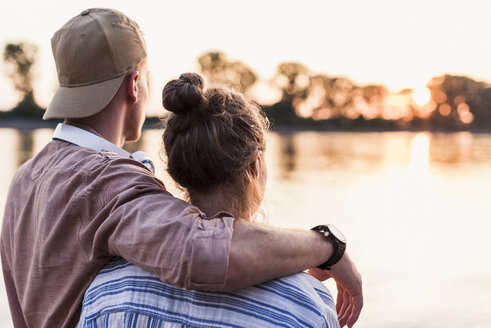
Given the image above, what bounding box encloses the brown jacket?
[1,140,234,327]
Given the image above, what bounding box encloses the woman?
[78,73,340,328]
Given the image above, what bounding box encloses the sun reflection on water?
[410,132,430,177]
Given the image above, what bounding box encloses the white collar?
[52,123,130,157]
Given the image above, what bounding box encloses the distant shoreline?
[0,118,162,130]
[1,117,490,134]
[0,118,61,130]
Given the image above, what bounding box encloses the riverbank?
[0,118,162,130]
[1,117,490,134]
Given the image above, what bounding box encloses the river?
[0,128,490,327]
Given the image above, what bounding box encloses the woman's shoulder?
[261,272,336,308]
[245,273,339,327]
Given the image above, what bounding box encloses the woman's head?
[162,73,269,219]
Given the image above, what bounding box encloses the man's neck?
[65,118,125,147]
[64,121,102,137]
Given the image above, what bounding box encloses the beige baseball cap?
[44,8,147,120]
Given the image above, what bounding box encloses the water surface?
[0,129,490,328]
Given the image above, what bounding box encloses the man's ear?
[127,71,140,103]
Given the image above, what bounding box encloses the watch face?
[327,224,347,243]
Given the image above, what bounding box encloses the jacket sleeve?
[77,157,235,290]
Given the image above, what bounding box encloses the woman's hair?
[162,73,269,219]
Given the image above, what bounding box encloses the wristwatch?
[311,224,347,270]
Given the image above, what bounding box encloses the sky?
[1,0,491,115]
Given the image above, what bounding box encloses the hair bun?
[162,73,208,115]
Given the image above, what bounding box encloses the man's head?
[44,8,147,120]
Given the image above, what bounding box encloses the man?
[1,8,362,328]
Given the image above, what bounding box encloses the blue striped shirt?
[78,258,340,328]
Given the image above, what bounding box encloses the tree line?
[3,42,491,130]
[197,51,491,130]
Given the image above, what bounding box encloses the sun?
[412,87,431,106]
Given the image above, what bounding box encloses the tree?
[274,62,311,105]
[197,51,257,92]
[267,62,312,121]
[308,74,356,118]
[355,84,388,119]
[304,74,387,120]
[3,42,43,117]
[427,74,487,128]
[470,87,491,128]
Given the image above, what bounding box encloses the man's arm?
[226,221,333,288]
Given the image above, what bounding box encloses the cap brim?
[43,74,126,120]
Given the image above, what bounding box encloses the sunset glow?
[412,87,431,106]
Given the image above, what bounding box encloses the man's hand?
[308,253,363,328]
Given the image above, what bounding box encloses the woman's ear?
[254,150,263,179]
[127,71,140,103]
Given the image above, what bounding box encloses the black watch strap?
[311,224,347,270]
